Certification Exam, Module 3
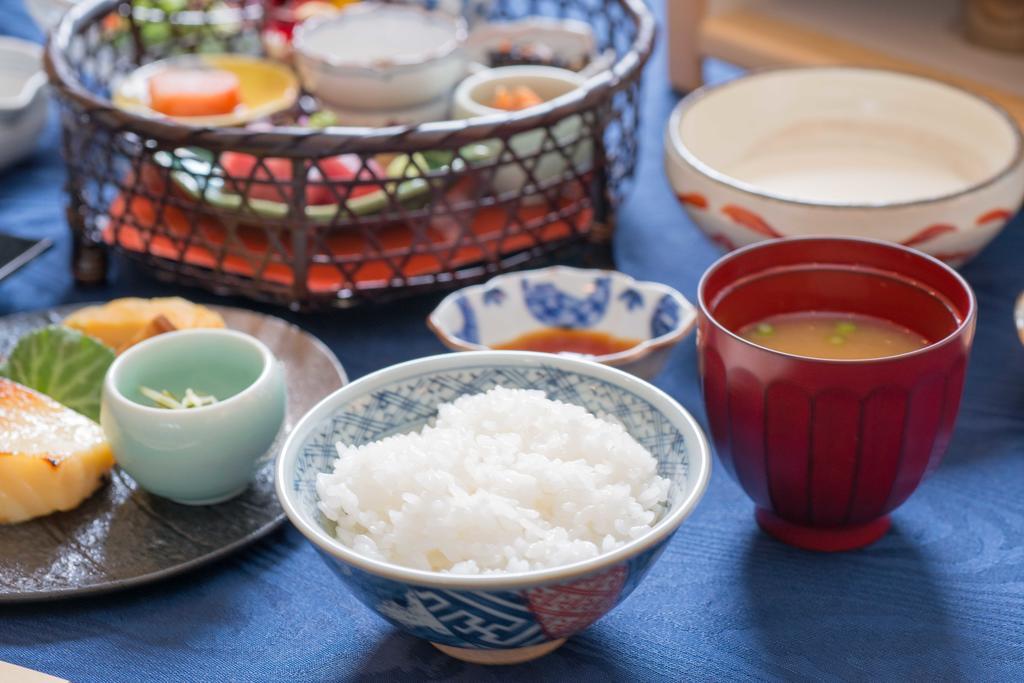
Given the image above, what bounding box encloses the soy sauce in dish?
[739,312,928,360]
[494,328,640,356]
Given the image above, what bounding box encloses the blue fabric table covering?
[2,1,1023,680]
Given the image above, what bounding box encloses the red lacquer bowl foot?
[755,509,891,552]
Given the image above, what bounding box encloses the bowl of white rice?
[276,351,711,665]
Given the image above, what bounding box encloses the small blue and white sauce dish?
[427,266,697,380]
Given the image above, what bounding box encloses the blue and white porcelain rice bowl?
[276,351,711,665]
[427,267,697,380]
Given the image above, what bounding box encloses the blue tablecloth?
[3,2,1024,680]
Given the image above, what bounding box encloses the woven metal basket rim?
[44,0,656,154]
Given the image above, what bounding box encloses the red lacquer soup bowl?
[697,237,976,551]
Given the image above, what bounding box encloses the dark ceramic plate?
[0,305,347,602]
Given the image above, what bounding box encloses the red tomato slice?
[149,68,241,117]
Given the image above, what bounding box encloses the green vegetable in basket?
[0,326,115,422]
[110,0,245,51]
[307,110,341,129]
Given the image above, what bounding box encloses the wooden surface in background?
[667,0,1024,127]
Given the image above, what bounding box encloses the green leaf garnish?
[0,325,115,421]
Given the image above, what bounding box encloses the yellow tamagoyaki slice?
[63,297,225,351]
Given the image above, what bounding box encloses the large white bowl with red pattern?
[276,351,711,665]
[664,67,1024,266]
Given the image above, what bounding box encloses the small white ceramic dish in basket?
[664,67,1024,266]
[465,16,597,70]
[427,266,697,380]
[275,351,712,664]
[294,2,468,115]
[453,65,588,196]
[0,37,49,172]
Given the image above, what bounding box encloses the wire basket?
[46,0,655,309]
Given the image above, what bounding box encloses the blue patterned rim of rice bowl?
[426,266,697,367]
[275,351,712,590]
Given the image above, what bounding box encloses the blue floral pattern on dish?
[521,276,611,328]
[289,362,697,651]
[483,287,506,306]
[651,294,681,339]
[618,288,644,311]
[456,297,479,344]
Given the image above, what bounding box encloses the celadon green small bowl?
[101,328,287,505]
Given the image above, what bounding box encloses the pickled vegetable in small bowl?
[112,54,299,127]
[101,329,286,505]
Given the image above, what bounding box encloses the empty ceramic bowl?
[294,2,468,117]
[0,37,48,171]
[665,67,1024,266]
[101,329,287,505]
[276,351,712,664]
[453,65,588,196]
[427,266,697,380]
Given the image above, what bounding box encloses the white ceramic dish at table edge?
[427,266,697,380]
[453,65,589,196]
[0,37,49,172]
[294,2,469,113]
[664,66,1024,267]
[275,350,712,664]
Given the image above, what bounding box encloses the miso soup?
[739,312,929,360]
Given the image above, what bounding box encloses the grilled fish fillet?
[0,378,114,524]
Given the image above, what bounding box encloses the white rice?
[316,386,670,574]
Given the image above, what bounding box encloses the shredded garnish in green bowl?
[140,386,218,410]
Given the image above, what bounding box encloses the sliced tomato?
[149,68,241,118]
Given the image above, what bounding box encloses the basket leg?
[68,203,108,286]
[62,119,107,285]
[583,212,616,269]
[586,109,616,269]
